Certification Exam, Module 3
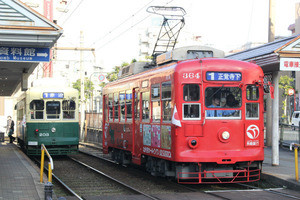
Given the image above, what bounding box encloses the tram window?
[30,100,44,119]
[183,84,200,101]
[205,87,241,119]
[162,81,172,121]
[246,85,259,100]
[109,94,113,121]
[120,91,125,121]
[142,92,150,121]
[114,93,119,121]
[135,92,140,119]
[246,103,259,119]
[126,90,132,121]
[62,100,75,119]
[205,87,241,108]
[183,103,201,120]
[104,95,108,121]
[151,84,161,122]
[46,101,61,119]
[151,84,160,100]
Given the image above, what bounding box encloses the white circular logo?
[246,125,259,139]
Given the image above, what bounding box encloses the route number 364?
[182,73,201,79]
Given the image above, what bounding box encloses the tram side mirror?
[264,81,274,99]
[269,84,274,99]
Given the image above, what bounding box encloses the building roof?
[0,0,63,96]
[226,35,299,61]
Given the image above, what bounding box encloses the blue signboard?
[206,72,242,81]
[43,92,64,99]
[0,46,50,62]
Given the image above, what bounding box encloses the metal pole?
[40,148,45,183]
[299,122,300,145]
[295,147,299,182]
[266,0,275,147]
[272,71,279,166]
[80,31,85,142]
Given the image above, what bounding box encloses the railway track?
[77,144,300,200]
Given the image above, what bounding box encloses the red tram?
[102,46,266,183]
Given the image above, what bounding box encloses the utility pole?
[53,38,95,142]
[268,0,279,166]
[80,30,85,142]
[266,0,275,147]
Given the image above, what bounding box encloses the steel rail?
[178,184,231,200]
[69,157,160,200]
[33,158,83,200]
[237,183,300,200]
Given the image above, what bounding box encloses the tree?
[99,60,135,87]
[279,75,294,123]
[72,78,94,101]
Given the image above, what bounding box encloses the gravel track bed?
[69,153,190,195]
[52,157,133,198]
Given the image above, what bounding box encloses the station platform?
[0,141,44,200]
[262,146,300,191]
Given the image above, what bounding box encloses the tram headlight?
[51,127,56,133]
[222,131,230,140]
[188,138,199,149]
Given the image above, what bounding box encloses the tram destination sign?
[0,46,50,62]
[206,72,242,81]
[43,92,64,99]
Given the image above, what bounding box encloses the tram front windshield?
[205,87,241,118]
[46,101,61,119]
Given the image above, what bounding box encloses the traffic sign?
[0,46,50,62]
[288,88,295,96]
[99,74,106,82]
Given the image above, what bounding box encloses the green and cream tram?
[15,86,79,155]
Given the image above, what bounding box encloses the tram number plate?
[39,133,49,137]
[182,73,201,79]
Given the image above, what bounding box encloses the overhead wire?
[92,0,175,52]
[60,0,84,26]
[89,0,156,47]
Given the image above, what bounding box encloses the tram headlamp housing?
[51,127,56,133]
[222,131,230,140]
[188,138,199,149]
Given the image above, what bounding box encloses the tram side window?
[183,84,200,101]
[30,100,44,119]
[246,103,259,119]
[114,93,119,121]
[120,91,125,121]
[162,81,172,121]
[246,85,259,100]
[108,94,113,121]
[104,95,108,121]
[126,90,132,121]
[142,91,150,121]
[151,84,161,122]
[135,92,140,119]
[183,103,201,119]
[46,101,61,119]
[62,100,75,119]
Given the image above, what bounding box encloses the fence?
[80,112,102,144]
[279,123,300,147]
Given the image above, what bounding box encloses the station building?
[0,0,62,133]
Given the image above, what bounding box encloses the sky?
[49,0,300,73]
